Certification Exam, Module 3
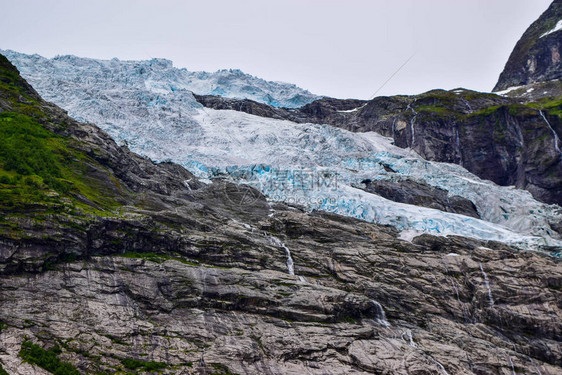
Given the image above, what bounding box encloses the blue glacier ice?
[1,50,318,109]
[4,50,562,253]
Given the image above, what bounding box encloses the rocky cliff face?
[358,177,481,219]
[493,0,562,92]
[195,88,562,207]
[0,55,561,375]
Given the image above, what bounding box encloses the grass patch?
[0,54,129,221]
[0,55,38,104]
[416,104,457,116]
[19,340,80,375]
[0,113,67,188]
[470,105,503,117]
[0,111,125,214]
[526,96,562,117]
[121,358,167,372]
[0,363,8,375]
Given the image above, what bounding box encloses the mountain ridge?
[493,0,562,91]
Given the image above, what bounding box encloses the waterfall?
[479,263,494,306]
[283,243,295,276]
[455,127,463,165]
[371,300,390,327]
[406,329,416,347]
[539,110,561,155]
[508,356,516,375]
[183,179,192,191]
[401,329,416,347]
[451,280,461,304]
[268,235,295,276]
[529,357,542,375]
[434,360,450,375]
[461,98,473,113]
[406,104,417,148]
[410,119,415,147]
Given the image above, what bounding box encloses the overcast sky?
[0,0,553,99]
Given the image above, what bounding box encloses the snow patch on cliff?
[540,19,562,38]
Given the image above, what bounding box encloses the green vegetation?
[415,89,562,122]
[415,90,462,118]
[0,362,8,375]
[19,340,80,375]
[0,55,36,102]
[417,89,499,103]
[526,97,562,118]
[0,54,135,268]
[414,89,508,119]
[416,104,457,116]
[0,112,72,203]
[0,53,129,224]
[0,55,47,121]
[0,112,124,213]
[470,105,503,117]
[412,89,562,122]
[120,358,167,372]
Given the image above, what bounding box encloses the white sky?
[0,0,553,99]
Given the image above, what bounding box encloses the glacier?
[4,50,562,253]
[1,50,318,109]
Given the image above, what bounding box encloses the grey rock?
[358,177,480,218]
[493,0,562,92]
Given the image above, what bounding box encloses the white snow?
[4,50,562,254]
[495,85,525,96]
[540,19,562,38]
[1,50,318,108]
[336,104,367,113]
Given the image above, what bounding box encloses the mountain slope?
[493,0,562,92]
[4,52,562,253]
[0,53,561,375]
